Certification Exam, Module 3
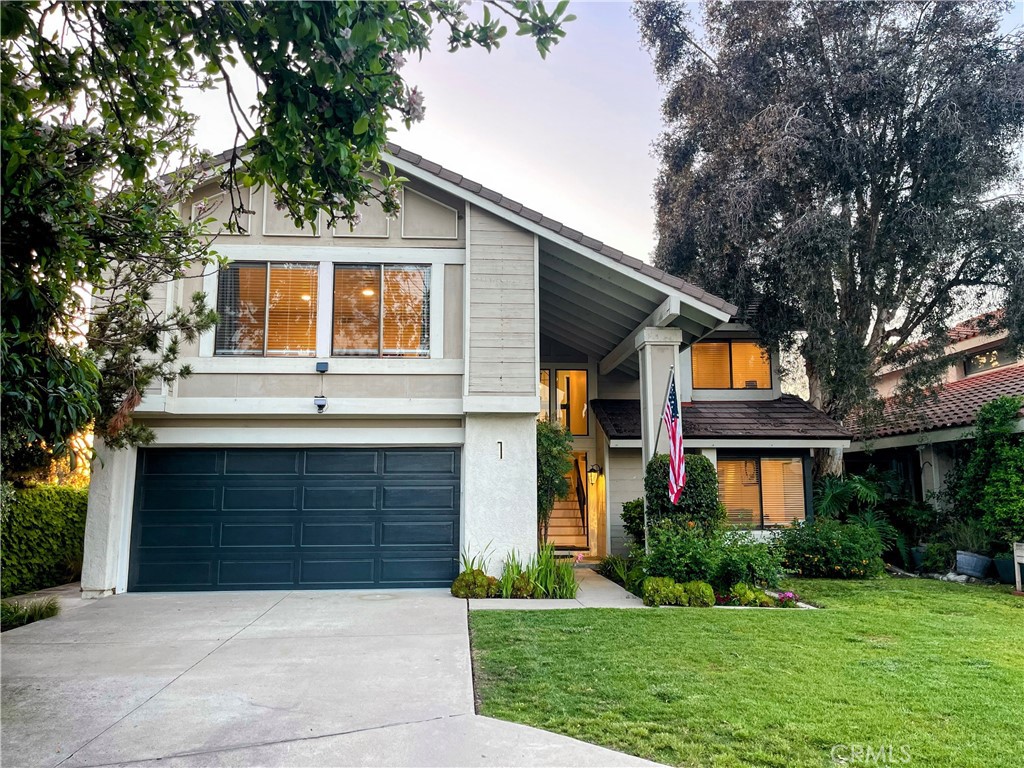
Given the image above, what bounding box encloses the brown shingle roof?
[591,396,851,441]
[859,364,1024,440]
[383,142,737,316]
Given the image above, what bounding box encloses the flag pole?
[643,365,676,555]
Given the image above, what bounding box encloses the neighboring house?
[845,312,1024,500]
[81,145,848,596]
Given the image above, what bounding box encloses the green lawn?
[470,577,1024,767]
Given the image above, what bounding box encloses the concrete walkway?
[2,588,657,768]
[469,568,644,610]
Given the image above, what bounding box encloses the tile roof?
[900,309,1005,356]
[590,396,851,442]
[858,363,1024,440]
[383,143,737,316]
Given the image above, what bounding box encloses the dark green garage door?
[129,447,461,591]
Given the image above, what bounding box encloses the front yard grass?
[470,577,1024,767]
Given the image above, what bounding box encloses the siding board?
[468,206,536,396]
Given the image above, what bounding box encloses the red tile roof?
[900,310,1005,357]
[861,364,1024,439]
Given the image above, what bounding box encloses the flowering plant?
[776,591,800,608]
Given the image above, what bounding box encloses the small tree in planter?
[536,419,574,544]
[644,453,725,537]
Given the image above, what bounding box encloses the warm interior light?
[361,288,375,297]
[300,294,311,302]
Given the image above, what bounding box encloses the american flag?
[662,375,686,504]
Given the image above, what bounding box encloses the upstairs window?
[538,369,588,436]
[333,265,430,357]
[215,262,318,357]
[692,341,771,390]
[964,345,1013,376]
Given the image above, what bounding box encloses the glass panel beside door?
[538,368,588,436]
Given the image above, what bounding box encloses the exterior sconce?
[313,396,328,414]
[587,463,603,485]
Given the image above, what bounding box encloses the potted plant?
[946,520,992,579]
[992,545,1022,585]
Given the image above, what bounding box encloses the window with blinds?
[718,456,806,529]
[691,340,771,389]
[332,264,430,357]
[214,263,317,357]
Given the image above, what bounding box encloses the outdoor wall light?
[313,395,328,414]
[587,463,603,485]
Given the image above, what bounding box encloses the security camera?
[313,396,328,413]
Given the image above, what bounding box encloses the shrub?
[642,576,679,607]
[920,541,954,573]
[683,580,715,607]
[450,569,497,598]
[621,498,646,546]
[536,419,575,541]
[950,395,1023,522]
[644,453,725,535]
[646,520,784,591]
[944,518,992,555]
[0,596,61,631]
[1,485,89,597]
[980,440,1024,548]
[778,518,885,578]
[596,553,646,596]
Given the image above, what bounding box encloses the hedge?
[1,484,88,597]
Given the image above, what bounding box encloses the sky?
[186,0,1024,266]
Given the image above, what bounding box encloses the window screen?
[730,342,771,389]
[760,458,805,527]
[718,459,762,527]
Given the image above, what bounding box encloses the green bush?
[450,568,498,598]
[644,454,725,535]
[596,553,646,596]
[683,580,715,607]
[642,576,681,607]
[0,596,60,631]
[645,520,784,591]
[1,485,89,597]
[920,541,954,573]
[980,440,1024,549]
[536,419,575,540]
[621,497,646,546]
[779,518,885,578]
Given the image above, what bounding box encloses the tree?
[1,0,575,473]
[634,0,1024,426]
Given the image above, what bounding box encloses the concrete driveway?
[1,588,656,768]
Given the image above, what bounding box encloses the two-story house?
[846,311,1024,500]
[81,145,849,596]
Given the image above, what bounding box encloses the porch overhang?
[538,240,734,378]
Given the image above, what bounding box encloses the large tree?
[1,0,574,475]
[634,0,1024,425]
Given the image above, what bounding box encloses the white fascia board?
[210,243,465,265]
[463,396,541,414]
[180,357,464,375]
[609,439,642,449]
[599,296,680,376]
[609,438,848,450]
[136,395,167,413]
[385,154,734,325]
[149,426,464,447]
[160,397,464,416]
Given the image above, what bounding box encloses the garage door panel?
[383,450,457,475]
[139,487,218,512]
[224,450,300,475]
[383,486,455,510]
[301,522,376,547]
[300,559,375,585]
[381,520,457,547]
[220,523,296,548]
[302,486,377,511]
[219,560,295,586]
[143,450,220,476]
[304,450,379,475]
[137,561,213,588]
[130,448,460,591]
[222,487,298,511]
[138,524,215,549]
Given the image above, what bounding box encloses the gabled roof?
[858,364,1024,440]
[383,142,737,316]
[590,396,851,441]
